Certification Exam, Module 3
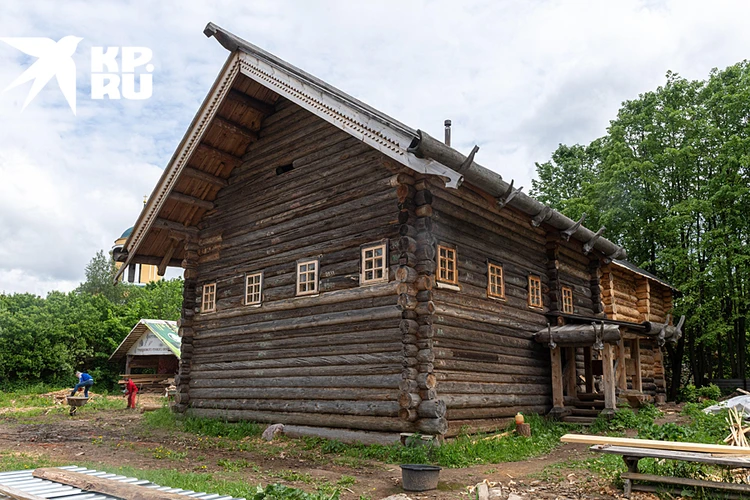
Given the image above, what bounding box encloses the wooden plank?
[601,344,616,410]
[616,339,627,391]
[0,484,46,500]
[168,192,214,211]
[621,472,750,493]
[551,346,564,409]
[563,436,750,455]
[32,468,190,500]
[632,338,642,392]
[182,166,229,188]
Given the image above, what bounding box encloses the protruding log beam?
[227,89,276,116]
[212,116,259,141]
[151,217,198,237]
[182,166,229,188]
[197,143,242,168]
[169,192,215,211]
[158,238,180,276]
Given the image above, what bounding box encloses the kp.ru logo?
[1,36,154,115]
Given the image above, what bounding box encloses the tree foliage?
[532,62,750,397]
[0,252,183,389]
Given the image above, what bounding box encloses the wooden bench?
[591,444,750,498]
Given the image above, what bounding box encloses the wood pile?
[724,408,750,447]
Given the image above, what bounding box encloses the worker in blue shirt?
[70,371,94,398]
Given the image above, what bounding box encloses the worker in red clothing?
[125,378,138,409]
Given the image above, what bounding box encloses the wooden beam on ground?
[551,346,564,409]
[0,483,46,500]
[167,192,214,211]
[563,436,750,455]
[212,116,259,142]
[32,468,190,500]
[602,344,616,410]
[182,166,229,188]
[227,89,276,116]
[197,143,242,169]
[632,338,642,392]
[151,218,198,237]
[158,239,180,276]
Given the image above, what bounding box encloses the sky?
[1,0,749,295]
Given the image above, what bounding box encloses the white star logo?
[1,36,83,114]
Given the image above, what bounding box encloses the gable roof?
[613,259,677,291]
[115,23,628,279]
[110,319,180,361]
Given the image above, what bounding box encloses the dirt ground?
[0,394,664,500]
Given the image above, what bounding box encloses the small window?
[201,283,216,312]
[437,245,458,284]
[245,272,263,305]
[528,275,543,309]
[487,263,505,299]
[561,286,574,314]
[361,243,387,284]
[297,259,319,296]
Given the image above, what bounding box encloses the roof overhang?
[120,23,632,275]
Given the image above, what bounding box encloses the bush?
[697,384,721,401]
[677,384,698,403]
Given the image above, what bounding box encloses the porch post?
[583,346,594,394]
[616,339,628,391]
[550,346,565,412]
[602,343,617,414]
[564,347,578,397]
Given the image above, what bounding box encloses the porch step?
[571,408,601,417]
[571,399,605,410]
[577,392,605,401]
[561,416,595,425]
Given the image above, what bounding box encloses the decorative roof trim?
[236,52,461,186]
[115,53,242,281]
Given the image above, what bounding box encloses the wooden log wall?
[182,101,413,433]
[174,240,198,412]
[425,179,554,435]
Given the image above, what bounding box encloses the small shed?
[110,319,181,388]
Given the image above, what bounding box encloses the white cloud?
[1,0,749,294]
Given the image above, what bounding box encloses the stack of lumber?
[560,434,750,454]
[724,408,750,447]
[118,374,174,392]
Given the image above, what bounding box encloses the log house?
[114,24,681,441]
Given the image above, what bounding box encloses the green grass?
[304,414,577,468]
[0,384,60,409]
[144,408,263,439]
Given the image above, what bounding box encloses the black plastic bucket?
[400,464,441,491]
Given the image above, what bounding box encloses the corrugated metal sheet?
[0,466,244,500]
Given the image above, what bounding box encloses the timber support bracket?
[496,179,523,209]
[583,226,606,254]
[562,213,586,241]
[531,206,552,227]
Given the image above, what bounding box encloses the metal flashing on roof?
[0,466,244,500]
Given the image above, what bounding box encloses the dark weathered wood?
[213,115,259,141]
[32,468,188,500]
[227,89,276,115]
[168,191,215,211]
[182,166,229,188]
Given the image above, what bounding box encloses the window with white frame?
[245,272,262,305]
[437,245,458,284]
[361,243,387,284]
[297,260,319,296]
[562,286,574,314]
[487,262,505,299]
[201,283,216,312]
[528,275,543,309]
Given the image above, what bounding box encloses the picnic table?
[591,444,750,498]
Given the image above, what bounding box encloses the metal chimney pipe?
[444,119,451,146]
